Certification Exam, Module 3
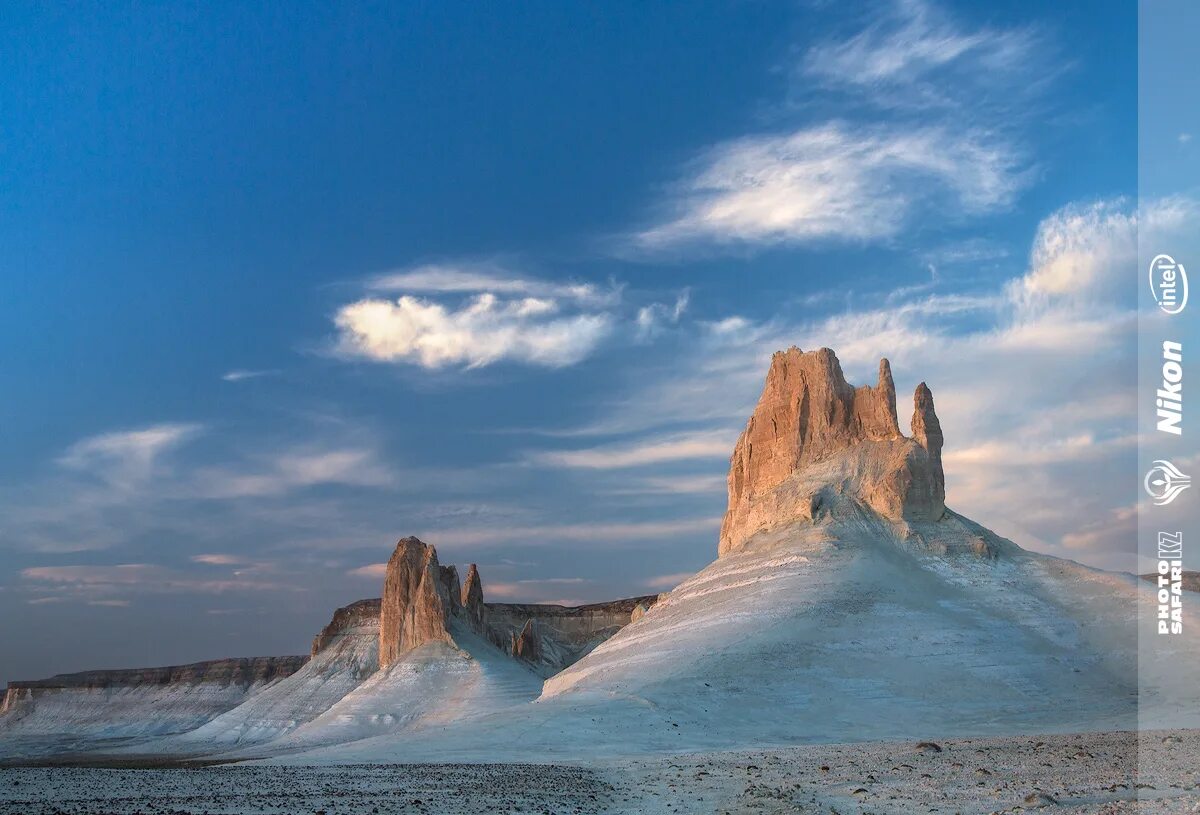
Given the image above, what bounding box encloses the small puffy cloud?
[636,124,1024,250]
[335,293,614,369]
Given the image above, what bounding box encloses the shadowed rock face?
[511,619,541,662]
[378,537,454,668]
[720,347,946,556]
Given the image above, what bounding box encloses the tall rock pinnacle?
[378,537,454,668]
[719,347,946,556]
[911,382,945,509]
[461,564,485,631]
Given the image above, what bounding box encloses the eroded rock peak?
[378,536,454,668]
[719,347,946,556]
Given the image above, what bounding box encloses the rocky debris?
[310,599,382,657]
[378,537,455,669]
[1023,791,1060,807]
[461,564,485,630]
[719,347,949,556]
[630,602,650,624]
[511,620,541,663]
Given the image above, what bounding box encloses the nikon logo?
[1157,340,1183,436]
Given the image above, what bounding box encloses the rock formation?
[511,619,541,662]
[378,537,455,668]
[311,599,383,657]
[461,564,485,630]
[719,347,946,556]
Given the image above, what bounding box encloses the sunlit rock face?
[378,537,455,668]
[719,347,945,556]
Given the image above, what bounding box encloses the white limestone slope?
[211,624,543,760]
[142,617,381,754]
[269,498,1195,767]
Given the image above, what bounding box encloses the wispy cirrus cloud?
[636,123,1025,250]
[20,563,293,600]
[367,263,622,308]
[221,369,279,383]
[629,0,1045,255]
[800,0,1042,108]
[58,422,202,491]
[526,429,734,470]
[426,516,722,548]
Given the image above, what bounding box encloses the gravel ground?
[0,730,1195,814]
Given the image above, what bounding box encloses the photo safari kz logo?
[1145,460,1192,505]
[1150,254,1188,315]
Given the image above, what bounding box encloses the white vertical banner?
[1139,0,1200,784]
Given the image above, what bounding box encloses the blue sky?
[0,0,1168,682]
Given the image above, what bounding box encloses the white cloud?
[58,423,201,490]
[636,290,690,342]
[428,516,722,548]
[1013,199,1136,302]
[190,554,246,566]
[347,563,388,579]
[644,572,695,590]
[636,123,1024,250]
[527,430,734,470]
[335,293,614,369]
[221,369,278,382]
[20,564,290,597]
[801,0,1037,102]
[195,448,395,499]
[368,263,621,308]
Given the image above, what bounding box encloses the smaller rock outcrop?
[911,381,945,508]
[511,619,541,662]
[311,598,383,657]
[379,537,454,668]
[461,564,485,630]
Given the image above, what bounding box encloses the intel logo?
[1150,254,1188,315]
